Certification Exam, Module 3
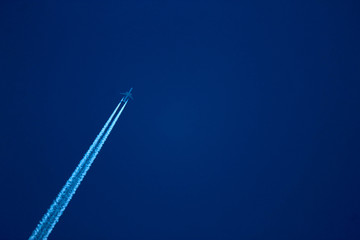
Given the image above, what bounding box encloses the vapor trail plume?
[76,100,128,182]
[29,99,128,240]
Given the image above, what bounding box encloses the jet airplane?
[120,88,133,102]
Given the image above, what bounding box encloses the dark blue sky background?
[1,1,360,239]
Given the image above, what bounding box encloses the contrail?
[29,92,131,240]
[30,101,124,239]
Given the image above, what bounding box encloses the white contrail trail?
[76,100,128,185]
[29,99,128,240]
[30,100,123,239]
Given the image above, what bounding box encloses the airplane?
[120,88,133,102]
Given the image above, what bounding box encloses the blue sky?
[1,1,360,239]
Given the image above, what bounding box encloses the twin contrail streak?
[29,92,131,240]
